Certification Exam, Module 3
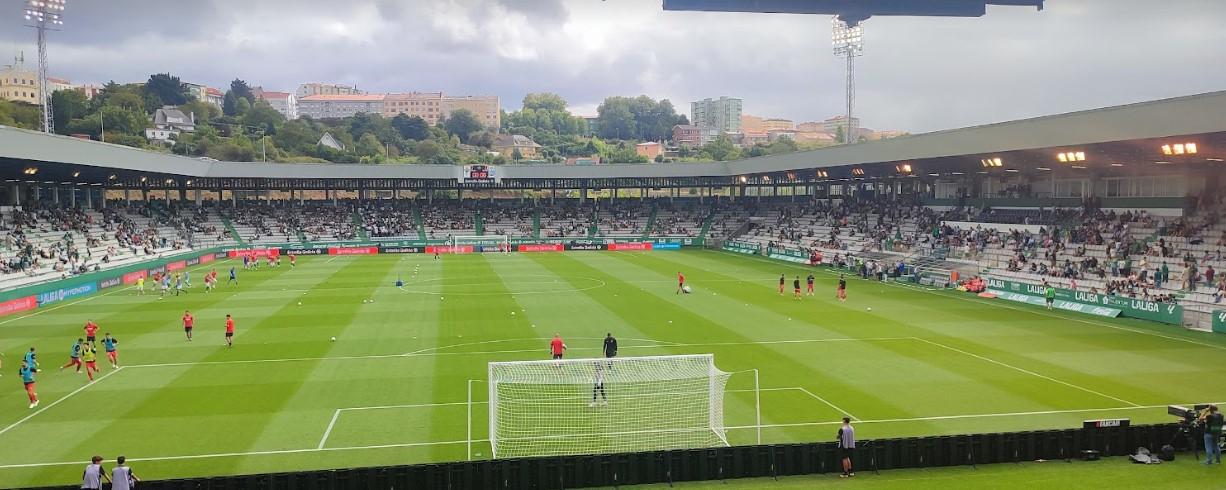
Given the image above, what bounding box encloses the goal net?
[487,354,731,459]
[449,235,511,254]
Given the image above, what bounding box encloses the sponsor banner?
[608,242,653,251]
[426,245,474,254]
[37,282,97,306]
[99,277,122,289]
[122,270,148,284]
[186,257,201,266]
[1213,310,1226,334]
[565,243,607,251]
[328,246,379,256]
[200,253,217,264]
[722,244,759,255]
[988,290,1123,318]
[0,296,37,317]
[986,276,1179,324]
[284,248,325,256]
[518,244,564,253]
[653,243,682,250]
[767,253,810,264]
[381,246,425,254]
[146,265,166,276]
[228,248,281,259]
[166,260,187,272]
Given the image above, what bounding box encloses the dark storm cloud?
[0,0,1222,133]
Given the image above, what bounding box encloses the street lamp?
[832,17,863,145]
[23,0,66,134]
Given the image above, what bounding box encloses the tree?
[356,133,383,157]
[444,109,483,143]
[391,114,429,140]
[595,97,637,140]
[468,130,496,148]
[145,73,188,107]
[179,99,220,124]
[243,100,284,134]
[229,79,255,105]
[413,140,442,160]
[834,125,845,144]
[511,147,523,163]
[222,91,239,117]
[522,92,568,112]
[699,135,740,161]
[51,90,89,133]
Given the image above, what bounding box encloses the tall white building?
[258,91,298,120]
[691,96,742,143]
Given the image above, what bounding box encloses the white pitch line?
[340,401,472,412]
[796,387,860,421]
[317,409,341,450]
[725,402,1199,431]
[0,366,124,438]
[911,337,1142,408]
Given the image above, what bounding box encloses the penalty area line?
[0,367,124,438]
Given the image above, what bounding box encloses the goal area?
[449,235,511,253]
[487,354,732,459]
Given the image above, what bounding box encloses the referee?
[603,333,618,368]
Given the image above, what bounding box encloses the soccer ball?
[511,311,516,315]
[297,302,302,306]
[330,337,336,342]
[866,307,872,311]
[682,285,692,293]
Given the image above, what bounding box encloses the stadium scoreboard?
[458,164,499,184]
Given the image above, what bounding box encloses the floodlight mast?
[23,0,66,134]
[832,17,863,145]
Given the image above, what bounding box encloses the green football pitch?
[1,249,1224,488]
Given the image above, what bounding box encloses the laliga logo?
[1218,312,1226,323]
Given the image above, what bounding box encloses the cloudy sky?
[1,0,1223,133]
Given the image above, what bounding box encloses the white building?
[145,106,196,144]
[258,91,298,120]
[298,94,385,119]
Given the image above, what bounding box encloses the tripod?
[1169,423,1200,462]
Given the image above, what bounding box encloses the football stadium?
[3,1,1226,489]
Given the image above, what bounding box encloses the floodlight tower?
[832,17,863,145]
[23,0,66,134]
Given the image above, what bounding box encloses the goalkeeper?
[589,362,608,406]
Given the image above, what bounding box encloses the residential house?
[144,106,196,144]
[493,134,542,160]
[635,142,663,161]
[672,124,701,148]
[298,94,386,119]
[257,90,298,120]
[318,131,345,151]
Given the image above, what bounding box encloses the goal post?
[449,235,511,254]
[487,354,732,459]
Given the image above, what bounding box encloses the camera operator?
[1199,405,1223,465]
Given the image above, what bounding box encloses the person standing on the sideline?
[837,274,847,302]
[806,273,815,296]
[550,333,567,360]
[81,342,99,381]
[837,416,855,477]
[1044,283,1055,310]
[60,338,83,373]
[102,333,119,368]
[84,319,99,343]
[228,266,238,285]
[676,271,686,294]
[183,310,195,341]
[589,362,608,407]
[778,273,786,295]
[603,333,618,366]
[793,276,802,299]
[110,456,139,490]
[81,455,109,490]
[19,359,39,408]
[224,314,236,348]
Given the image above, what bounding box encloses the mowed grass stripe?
[11,256,370,486]
[0,259,295,432]
[603,252,1140,417]
[532,252,888,429]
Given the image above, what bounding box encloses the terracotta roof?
[205,88,223,96]
[260,91,292,99]
[300,94,386,101]
[47,77,71,84]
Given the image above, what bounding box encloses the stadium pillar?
[179,187,187,202]
[123,188,130,205]
[51,185,59,205]
[8,183,17,206]
[69,186,76,208]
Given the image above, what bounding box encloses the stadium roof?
[661,0,1044,24]
[1,90,1225,187]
